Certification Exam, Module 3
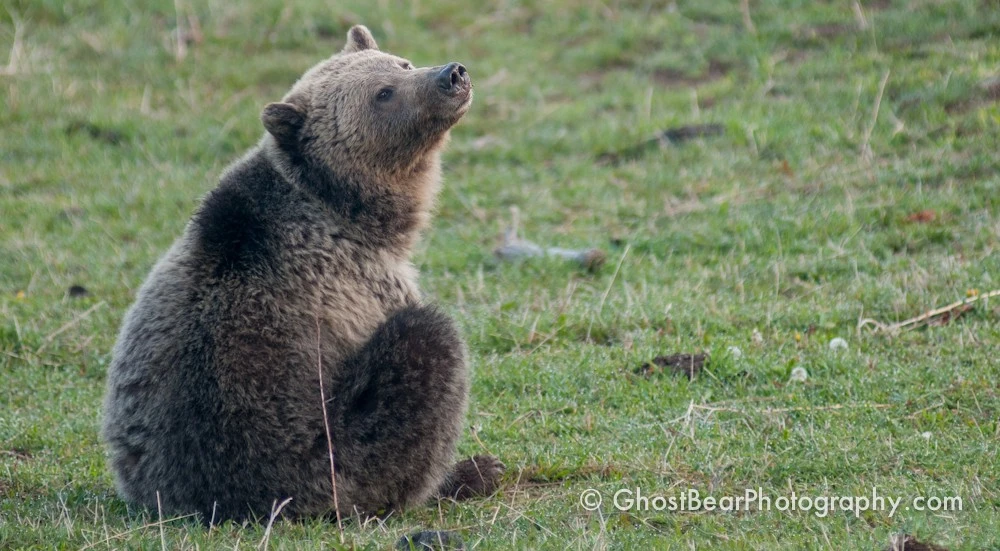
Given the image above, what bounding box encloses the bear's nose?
[436,62,469,92]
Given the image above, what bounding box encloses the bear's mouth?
[455,87,473,114]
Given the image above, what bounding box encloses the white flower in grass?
[727,346,743,359]
[789,366,808,383]
[829,337,848,351]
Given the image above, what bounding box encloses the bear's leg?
[328,305,471,513]
[436,455,505,501]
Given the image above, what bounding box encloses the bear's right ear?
[342,25,379,53]
[261,102,305,147]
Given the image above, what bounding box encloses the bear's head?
[261,25,472,181]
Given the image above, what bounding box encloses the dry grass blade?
[0,15,25,76]
[861,69,891,163]
[156,492,166,551]
[586,244,629,341]
[37,301,106,353]
[859,289,999,333]
[695,403,891,415]
[740,0,757,35]
[78,513,199,550]
[257,497,293,550]
[316,315,344,539]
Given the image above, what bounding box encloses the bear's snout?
[436,63,470,94]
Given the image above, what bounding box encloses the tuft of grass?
[2,0,998,548]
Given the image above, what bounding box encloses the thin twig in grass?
[358,513,391,538]
[37,301,106,353]
[740,0,756,35]
[586,244,630,342]
[591,498,608,549]
[257,497,293,551]
[505,467,524,520]
[904,401,946,420]
[682,400,696,439]
[525,329,558,356]
[504,405,584,431]
[665,400,695,426]
[707,396,782,406]
[848,81,864,140]
[970,389,986,429]
[470,423,495,457]
[172,0,187,62]
[966,391,987,439]
[858,289,999,333]
[79,513,199,550]
[98,504,110,551]
[156,492,166,551]
[488,502,502,527]
[693,403,891,415]
[852,1,869,30]
[860,69,890,163]
[496,501,559,540]
[315,315,344,538]
[57,492,74,536]
[185,8,203,45]
[0,14,25,76]
[207,502,217,531]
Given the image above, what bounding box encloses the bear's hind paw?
[436,455,505,501]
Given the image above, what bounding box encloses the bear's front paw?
[437,455,505,500]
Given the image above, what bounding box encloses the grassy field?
[2,0,999,548]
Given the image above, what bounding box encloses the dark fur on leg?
[436,455,505,500]
[329,305,470,513]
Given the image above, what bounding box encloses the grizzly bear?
[101,25,503,523]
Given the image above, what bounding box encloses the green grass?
[2,0,999,548]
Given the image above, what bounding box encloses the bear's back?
[102,148,421,519]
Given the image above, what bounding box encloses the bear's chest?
[283,234,420,358]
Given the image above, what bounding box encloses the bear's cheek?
[374,102,424,137]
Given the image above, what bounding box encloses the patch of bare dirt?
[905,210,937,224]
[652,59,731,88]
[65,121,126,146]
[634,353,707,380]
[597,125,724,165]
[884,534,950,551]
[1,448,33,461]
[945,77,1000,113]
[68,285,90,298]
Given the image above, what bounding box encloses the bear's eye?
[376,88,394,102]
[400,62,413,70]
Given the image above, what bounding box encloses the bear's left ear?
[342,25,379,53]
[261,101,305,148]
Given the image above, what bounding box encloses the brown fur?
[101,26,500,523]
